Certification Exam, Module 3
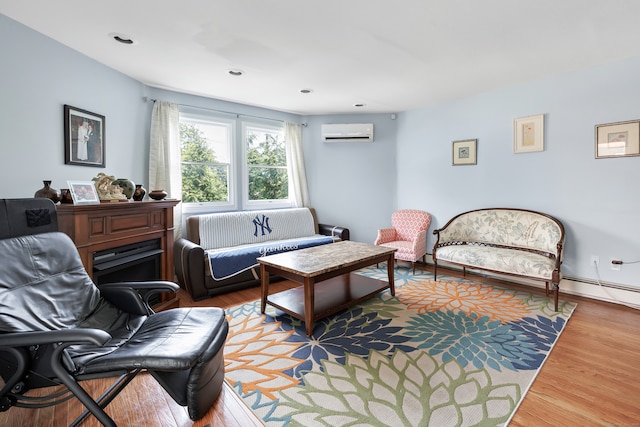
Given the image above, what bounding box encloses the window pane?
[180,119,232,204]
[245,124,288,203]
[248,166,288,200]
[246,128,286,166]
[181,163,229,202]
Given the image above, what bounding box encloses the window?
[179,110,290,213]
[243,122,289,209]
[179,113,234,210]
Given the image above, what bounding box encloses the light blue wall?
[303,114,398,243]
[0,14,147,194]
[396,57,640,288]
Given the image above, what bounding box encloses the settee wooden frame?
[432,208,565,311]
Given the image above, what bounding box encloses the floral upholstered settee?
[175,207,349,301]
[432,208,565,310]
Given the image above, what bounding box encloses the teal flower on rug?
[406,310,545,371]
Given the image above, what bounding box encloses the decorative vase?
[148,189,168,200]
[112,178,136,199]
[132,184,146,201]
[59,189,74,204]
[34,180,60,203]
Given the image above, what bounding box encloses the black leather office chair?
[0,199,228,426]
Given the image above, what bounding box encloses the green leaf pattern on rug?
[272,350,519,427]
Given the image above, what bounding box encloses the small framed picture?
[64,105,106,167]
[595,120,640,159]
[514,114,544,153]
[452,139,477,165]
[67,180,100,205]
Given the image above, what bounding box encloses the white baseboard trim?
[428,261,640,309]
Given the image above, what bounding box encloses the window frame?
[179,111,237,215]
[241,121,291,210]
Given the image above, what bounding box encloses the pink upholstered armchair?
[375,209,431,274]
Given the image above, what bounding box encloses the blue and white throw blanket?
[199,208,334,280]
[207,235,334,280]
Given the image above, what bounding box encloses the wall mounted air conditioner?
[321,123,374,142]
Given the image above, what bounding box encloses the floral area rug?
[223,266,576,427]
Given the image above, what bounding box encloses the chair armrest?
[99,282,179,314]
[375,228,396,245]
[411,229,428,255]
[318,223,350,241]
[99,281,179,292]
[174,238,208,300]
[0,329,111,348]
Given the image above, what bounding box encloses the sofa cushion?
[435,245,556,280]
[198,208,317,250]
[206,235,334,280]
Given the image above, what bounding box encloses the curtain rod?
[142,96,307,126]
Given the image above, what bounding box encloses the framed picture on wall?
[66,180,100,205]
[452,139,477,165]
[514,114,544,153]
[595,120,640,159]
[64,105,106,167]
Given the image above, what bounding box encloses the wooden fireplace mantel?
[57,199,180,310]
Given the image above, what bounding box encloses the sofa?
[175,207,350,300]
[432,208,565,310]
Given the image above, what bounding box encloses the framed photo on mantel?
[64,105,106,167]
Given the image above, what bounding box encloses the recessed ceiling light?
[228,69,244,76]
[300,89,313,94]
[354,103,366,107]
[109,32,135,45]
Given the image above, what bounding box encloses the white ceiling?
[3,1,640,115]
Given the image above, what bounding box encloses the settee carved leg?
[553,282,560,312]
[545,281,550,296]
[433,261,438,281]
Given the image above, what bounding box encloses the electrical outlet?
[610,258,622,271]
[591,255,599,267]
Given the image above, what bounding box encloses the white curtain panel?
[149,101,182,238]
[285,122,310,208]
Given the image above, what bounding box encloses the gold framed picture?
[514,114,544,153]
[595,120,640,159]
[452,139,477,166]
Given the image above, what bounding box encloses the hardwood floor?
[1,266,639,426]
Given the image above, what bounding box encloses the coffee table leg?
[304,277,315,336]
[387,253,395,296]
[260,263,269,313]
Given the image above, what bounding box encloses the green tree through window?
[246,126,288,200]
[180,123,228,203]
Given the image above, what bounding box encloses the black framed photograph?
[452,139,477,165]
[66,180,100,205]
[64,105,105,167]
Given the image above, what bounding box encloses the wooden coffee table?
[259,241,396,336]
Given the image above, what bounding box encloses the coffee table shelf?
[266,272,390,324]
[259,241,396,336]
